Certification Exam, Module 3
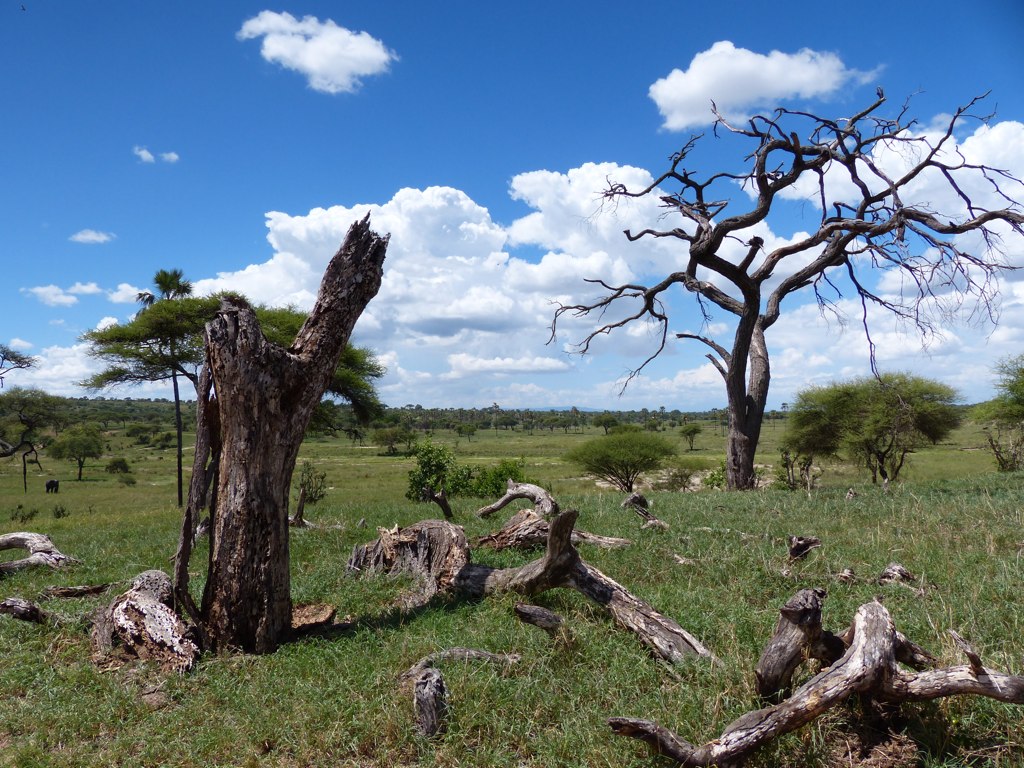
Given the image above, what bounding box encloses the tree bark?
[178,215,387,654]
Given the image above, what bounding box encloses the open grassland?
[2,421,1023,767]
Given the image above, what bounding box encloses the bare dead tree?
[173,215,388,654]
[551,93,1024,489]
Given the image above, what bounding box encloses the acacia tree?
[784,373,960,484]
[82,275,211,506]
[48,423,104,481]
[565,431,676,492]
[552,93,1024,489]
[83,295,385,507]
[0,388,63,491]
[0,344,35,389]
[974,353,1024,470]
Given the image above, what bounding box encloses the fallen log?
[0,532,75,575]
[92,570,199,673]
[350,507,714,663]
[611,598,1024,766]
[622,492,669,530]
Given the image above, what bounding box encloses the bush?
[118,474,138,487]
[52,504,70,519]
[702,463,727,490]
[565,431,676,492]
[106,457,131,474]
[406,440,472,502]
[9,504,38,523]
[469,457,529,498]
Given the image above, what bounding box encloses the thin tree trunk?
[172,369,184,507]
[183,215,387,654]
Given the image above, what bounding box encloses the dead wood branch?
[92,570,199,673]
[350,505,713,663]
[477,508,631,551]
[40,583,112,599]
[0,597,50,624]
[0,532,76,575]
[611,599,1023,766]
[413,668,447,737]
[400,647,522,738]
[423,486,454,520]
[623,491,669,530]
[400,647,521,687]
[787,535,821,560]
[475,480,559,519]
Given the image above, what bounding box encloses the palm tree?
[137,269,194,507]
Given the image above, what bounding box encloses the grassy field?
[2,420,1023,767]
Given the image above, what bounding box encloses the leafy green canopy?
[972,353,1024,471]
[47,423,104,480]
[783,373,961,482]
[565,430,676,492]
[82,299,385,423]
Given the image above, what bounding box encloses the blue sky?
[4,1,1024,410]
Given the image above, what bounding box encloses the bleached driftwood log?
[0,532,75,575]
[350,506,713,663]
[610,597,1024,766]
[92,570,199,673]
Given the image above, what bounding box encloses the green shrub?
[9,504,38,523]
[52,504,70,519]
[469,457,529,498]
[565,431,676,492]
[105,457,131,474]
[406,440,472,502]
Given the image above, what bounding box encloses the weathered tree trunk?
[177,216,387,654]
[723,319,769,491]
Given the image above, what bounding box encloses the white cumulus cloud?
[69,229,115,244]
[107,283,143,303]
[8,337,33,350]
[442,353,571,380]
[22,285,77,306]
[133,146,155,163]
[160,151,180,163]
[649,41,878,130]
[238,11,396,94]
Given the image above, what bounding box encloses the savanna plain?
[2,413,1023,767]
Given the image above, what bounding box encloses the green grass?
[1,424,1023,766]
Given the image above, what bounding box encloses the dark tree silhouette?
[552,93,1024,489]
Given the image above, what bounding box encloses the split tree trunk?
[176,215,387,654]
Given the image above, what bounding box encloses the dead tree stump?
[92,570,199,673]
